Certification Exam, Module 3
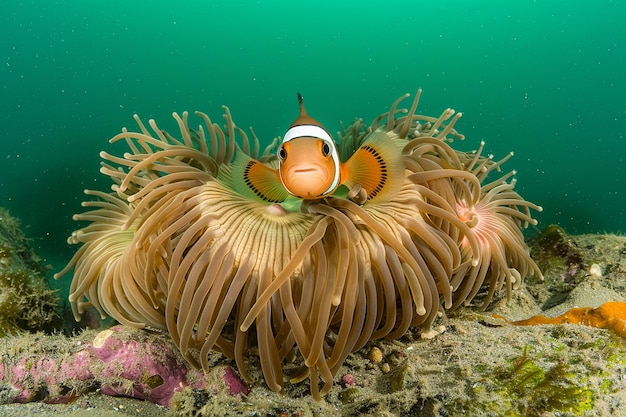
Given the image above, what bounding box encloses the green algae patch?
[0,208,60,335]
[446,341,604,416]
[499,345,593,415]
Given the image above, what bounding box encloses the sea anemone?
[56,90,542,399]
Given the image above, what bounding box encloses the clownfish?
[232,93,404,204]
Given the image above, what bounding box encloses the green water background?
[1,1,625,288]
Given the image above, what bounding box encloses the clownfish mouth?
[281,164,334,198]
[284,164,328,181]
[287,169,328,187]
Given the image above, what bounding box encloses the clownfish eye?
[321,142,331,157]
[278,146,287,160]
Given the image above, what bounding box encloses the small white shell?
[589,263,603,278]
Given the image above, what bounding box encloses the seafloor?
[1,208,626,416]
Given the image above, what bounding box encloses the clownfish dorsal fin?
[289,93,327,129]
[297,92,305,114]
[341,130,404,203]
[231,148,289,203]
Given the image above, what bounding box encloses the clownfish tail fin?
[342,131,404,203]
[231,148,288,203]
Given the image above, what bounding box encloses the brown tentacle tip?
[347,184,367,205]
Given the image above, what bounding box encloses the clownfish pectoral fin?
[341,130,405,203]
[231,149,289,203]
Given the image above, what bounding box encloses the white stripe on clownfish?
[282,124,333,144]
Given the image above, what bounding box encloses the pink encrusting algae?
[0,325,249,406]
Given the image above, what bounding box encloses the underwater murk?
[2,2,626,415]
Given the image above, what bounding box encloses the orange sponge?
[503,301,626,338]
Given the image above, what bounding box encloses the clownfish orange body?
[277,93,342,199]
[233,93,404,204]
